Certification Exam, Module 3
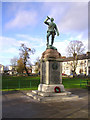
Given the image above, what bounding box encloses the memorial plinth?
[38,48,65,93]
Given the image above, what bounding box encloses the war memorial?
[27,16,78,102]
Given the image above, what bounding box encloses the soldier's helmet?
[51,18,54,22]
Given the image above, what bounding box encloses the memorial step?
[26,92,36,98]
[32,90,38,94]
[31,90,71,97]
[26,91,79,102]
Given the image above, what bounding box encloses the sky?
[0,1,88,66]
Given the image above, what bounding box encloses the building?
[0,64,9,74]
[32,65,38,73]
[23,67,32,74]
[8,65,17,75]
[62,52,90,76]
[0,64,4,73]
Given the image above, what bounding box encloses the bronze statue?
[44,16,59,47]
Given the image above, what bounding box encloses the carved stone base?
[41,48,61,59]
[38,84,65,92]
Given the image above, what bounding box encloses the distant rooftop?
[63,52,90,62]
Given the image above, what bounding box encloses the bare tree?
[10,56,18,71]
[67,40,85,77]
[10,57,18,66]
[67,40,85,56]
[19,44,35,76]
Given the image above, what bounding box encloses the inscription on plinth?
[49,61,60,84]
[40,59,62,85]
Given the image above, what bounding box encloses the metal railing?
[2,75,40,90]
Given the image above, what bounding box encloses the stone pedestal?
[38,48,65,93]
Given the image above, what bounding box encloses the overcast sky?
[0,1,88,66]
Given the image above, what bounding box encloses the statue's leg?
[51,33,55,45]
[47,32,50,46]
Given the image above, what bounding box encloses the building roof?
[63,52,90,62]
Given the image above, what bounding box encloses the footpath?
[2,88,89,118]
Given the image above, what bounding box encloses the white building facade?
[62,52,90,76]
[0,64,4,73]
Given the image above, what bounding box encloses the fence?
[1,75,90,90]
[2,75,40,90]
[80,78,90,89]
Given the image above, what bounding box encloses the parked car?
[62,73,68,77]
[69,73,77,77]
[69,73,73,78]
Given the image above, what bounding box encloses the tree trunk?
[24,62,29,76]
[73,52,77,78]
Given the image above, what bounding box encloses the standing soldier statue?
[44,16,59,47]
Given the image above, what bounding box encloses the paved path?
[2,89,89,118]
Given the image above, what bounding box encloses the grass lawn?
[1,75,89,91]
[2,76,40,91]
[62,77,89,89]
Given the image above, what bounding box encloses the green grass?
[2,76,40,90]
[2,88,38,91]
[1,75,89,91]
[62,77,89,89]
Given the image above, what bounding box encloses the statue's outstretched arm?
[44,16,50,25]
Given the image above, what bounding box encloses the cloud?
[16,34,45,48]
[0,56,12,66]
[5,48,19,54]
[54,40,70,56]
[54,33,88,57]
[0,36,17,51]
[0,34,45,51]
[43,2,88,33]
[0,36,19,64]
[0,35,45,65]
[1,2,88,66]
[59,3,88,33]
[5,10,38,29]
[42,2,88,42]
[0,33,88,66]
